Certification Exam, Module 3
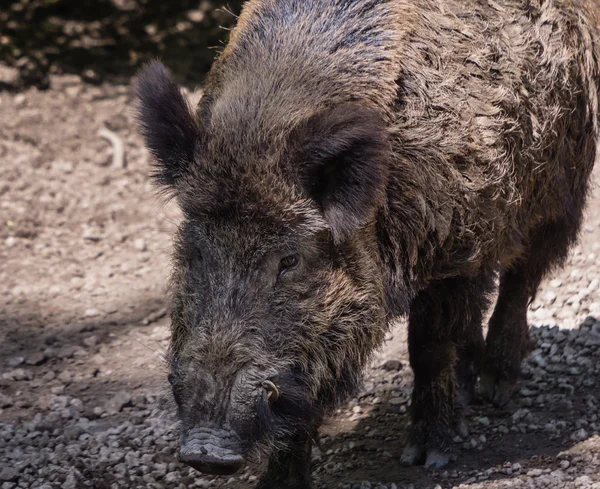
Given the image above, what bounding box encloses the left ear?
[294,104,391,242]
[132,61,200,188]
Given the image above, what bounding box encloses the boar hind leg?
[481,219,576,406]
[256,429,315,489]
[402,274,491,469]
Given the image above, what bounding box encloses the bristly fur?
[132,61,200,188]
[292,103,392,243]
[134,0,599,486]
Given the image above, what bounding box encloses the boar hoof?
[424,448,451,469]
[400,443,426,466]
[479,372,514,407]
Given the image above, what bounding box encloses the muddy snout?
[179,428,244,475]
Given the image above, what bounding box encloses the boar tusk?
[261,380,279,402]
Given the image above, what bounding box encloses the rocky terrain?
[1,72,600,489]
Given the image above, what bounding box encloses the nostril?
[179,452,244,475]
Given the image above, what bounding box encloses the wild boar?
[134,0,599,486]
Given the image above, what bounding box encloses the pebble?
[57,370,73,384]
[0,393,13,408]
[84,308,100,318]
[571,428,588,442]
[25,352,47,366]
[83,335,99,347]
[7,357,24,368]
[0,468,17,482]
[133,238,148,252]
[104,392,133,415]
[2,369,32,381]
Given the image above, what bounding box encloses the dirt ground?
[1,72,600,489]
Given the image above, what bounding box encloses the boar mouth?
[179,427,245,475]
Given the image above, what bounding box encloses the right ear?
[133,61,200,187]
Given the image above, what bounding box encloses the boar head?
[134,62,390,475]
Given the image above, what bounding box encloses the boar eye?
[278,254,299,277]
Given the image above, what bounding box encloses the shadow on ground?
[0,0,245,89]
[312,321,600,488]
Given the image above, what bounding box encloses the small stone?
[83,335,98,347]
[63,472,78,489]
[105,391,132,414]
[133,238,147,252]
[165,472,179,483]
[65,425,85,440]
[132,394,147,407]
[0,393,13,408]
[0,468,17,482]
[51,159,75,174]
[512,408,531,422]
[58,370,72,384]
[2,369,32,381]
[25,352,47,366]
[14,94,26,106]
[478,417,490,426]
[7,357,24,368]
[571,428,588,442]
[527,469,543,477]
[70,398,83,410]
[0,64,19,86]
[84,308,100,318]
[91,354,106,365]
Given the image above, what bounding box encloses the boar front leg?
[401,273,492,469]
[481,219,573,406]
[256,429,316,489]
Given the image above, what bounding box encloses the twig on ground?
[98,127,126,169]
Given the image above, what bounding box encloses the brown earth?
[0,72,599,489]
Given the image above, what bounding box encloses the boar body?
[135,0,599,486]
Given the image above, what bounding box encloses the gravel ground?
[1,74,600,489]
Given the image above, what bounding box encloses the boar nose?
[179,427,244,475]
[180,451,244,475]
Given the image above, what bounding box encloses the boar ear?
[133,61,200,187]
[297,104,390,242]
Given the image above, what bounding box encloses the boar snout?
[179,427,244,475]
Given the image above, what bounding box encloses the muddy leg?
[256,430,315,489]
[401,274,491,469]
[480,268,533,406]
[481,220,576,406]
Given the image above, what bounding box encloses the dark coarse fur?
[134,0,599,486]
